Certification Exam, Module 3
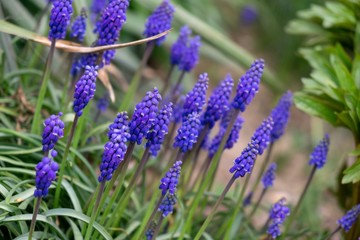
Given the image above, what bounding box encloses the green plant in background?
[287,0,360,239]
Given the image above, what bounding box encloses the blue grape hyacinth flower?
[251,117,274,155]
[143,0,175,45]
[182,73,209,118]
[98,112,130,182]
[267,198,290,239]
[202,74,234,129]
[129,88,161,145]
[146,103,173,156]
[337,204,360,232]
[48,0,73,40]
[73,65,98,117]
[232,59,265,112]
[243,192,253,207]
[262,163,277,189]
[158,194,177,217]
[70,8,87,42]
[178,36,201,72]
[173,112,201,153]
[42,112,64,152]
[308,134,330,169]
[171,25,191,65]
[90,0,107,22]
[270,91,293,142]
[34,150,59,197]
[159,161,182,195]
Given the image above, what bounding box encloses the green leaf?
[330,54,354,90]
[294,93,338,125]
[342,160,360,184]
[352,54,360,88]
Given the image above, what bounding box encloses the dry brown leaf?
[98,68,115,103]
[105,64,128,92]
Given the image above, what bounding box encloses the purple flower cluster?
[178,36,201,72]
[159,161,182,195]
[42,112,64,152]
[97,94,109,112]
[129,88,161,144]
[225,116,244,149]
[270,91,293,142]
[267,198,290,239]
[145,221,157,240]
[337,204,360,232]
[232,59,265,112]
[171,25,191,65]
[229,117,273,178]
[202,74,234,128]
[90,0,107,21]
[34,150,59,197]
[73,65,98,116]
[308,134,330,169]
[182,73,209,118]
[99,112,130,182]
[143,0,175,45]
[158,194,177,217]
[70,8,87,42]
[262,163,277,189]
[146,103,173,156]
[173,112,201,153]
[241,5,258,24]
[48,0,73,40]
[243,192,253,207]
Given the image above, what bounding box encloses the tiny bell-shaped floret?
[159,161,182,195]
[42,112,64,152]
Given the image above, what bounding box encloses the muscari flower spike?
[97,94,109,112]
[308,134,330,169]
[232,59,265,112]
[34,150,59,197]
[337,204,360,232]
[171,95,185,123]
[182,73,209,118]
[98,112,130,182]
[73,65,98,116]
[143,0,175,45]
[171,25,191,65]
[202,74,234,128]
[145,221,157,240]
[158,194,177,217]
[173,112,201,153]
[70,8,87,42]
[129,88,161,145]
[241,5,258,24]
[262,163,277,189]
[159,161,182,195]
[225,116,244,149]
[146,103,173,156]
[229,117,273,178]
[243,192,253,207]
[42,112,65,152]
[178,36,201,72]
[270,91,293,142]
[48,0,73,40]
[90,0,107,21]
[267,198,290,239]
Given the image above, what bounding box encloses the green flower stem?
[160,64,175,96]
[142,194,165,238]
[223,174,250,239]
[170,71,186,102]
[54,115,79,208]
[194,175,236,240]
[31,38,56,134]
[325,226,341,240]
[82,184,100,235]
[178,109,239,240]
[28,197,42,240]
[189,155,210,191]
[110,148,151,229]
[119,42,155,112]
[282,166,317,238]
[159,123,177,169]
[261,216,271,232]
[151,215,165,240]
[84,181,105,240]
[249,187,267,219]
[251,142,273,193]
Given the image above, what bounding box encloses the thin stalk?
[161,65,175,96]
[84,181,105,240]
[54,115,79,208]
[251,143,273,193]
[142,195,165,238]
[151,215,165,240]
[261,216,271,232]
[194,175,236,240]
[159,123,177,168]
[28,197,42,240]
[170,71,186,101]
[267,234,273,240]
[282,166,317,237]
[178,109,239,240]
[119,42,155,112]
[189,155,210,191]
[31,39,56,134]
[110,148,151,229]
[325,226,341,240]
[248,188,267,218]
